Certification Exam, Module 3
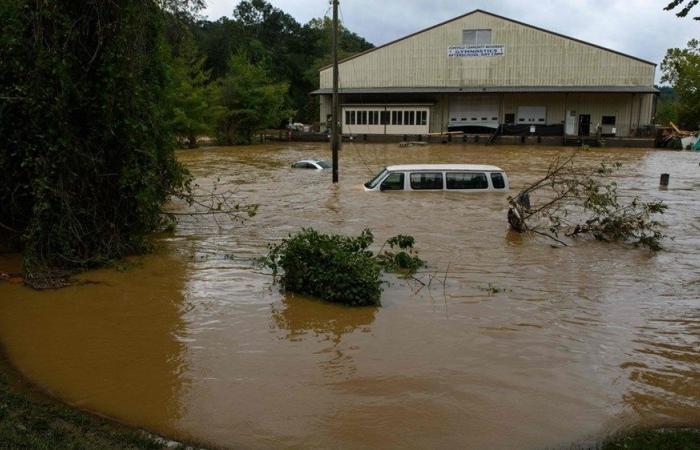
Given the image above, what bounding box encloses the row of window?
[345,110,428,126]
[381,172,505,191]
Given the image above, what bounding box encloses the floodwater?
[0,143,699,449]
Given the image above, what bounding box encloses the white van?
[364,164,509,192]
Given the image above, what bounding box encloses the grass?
[599,428,700,449]
[0,357,176,449]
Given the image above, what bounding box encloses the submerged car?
[364,164,509,192]
[291,159,331,170]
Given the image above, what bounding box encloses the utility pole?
[331,0,340,183]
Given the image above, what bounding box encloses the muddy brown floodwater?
[1,143,699,449]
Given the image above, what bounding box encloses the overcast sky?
[203,0,698,83]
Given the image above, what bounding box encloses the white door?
[565,110,576,135]
[517,106,546,125]
[449,96,499,129]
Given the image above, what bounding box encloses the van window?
[446,172,488,189]
[380,173,404,191]
[365,168,388,189]
[490,172,506,189]
[410,172,443,190]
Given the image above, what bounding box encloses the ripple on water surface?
[0,144,699,449]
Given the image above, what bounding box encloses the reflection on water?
[272,294,377,344]
[0,253,191,438]
[0,143,699,449]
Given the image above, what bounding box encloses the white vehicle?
[291,159,331,170]
[364,164,509,192]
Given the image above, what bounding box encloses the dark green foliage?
[376,235,426,275]
[665,0,700,20]
[0,1,191,280]
[218,55,291,144]
[601,428,700,449]
[265,229,382,306]
[654,86,679,126]
[265,229,425,306]
[167,29,223,148]
[661,40,700,130]
[192,0,373,122]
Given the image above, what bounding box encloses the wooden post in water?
[331,0,340,184]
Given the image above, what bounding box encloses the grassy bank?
[0,355,175,449]
[600,428,700,449]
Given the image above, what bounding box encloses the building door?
[448,95,499,130]
[578,114,591,136]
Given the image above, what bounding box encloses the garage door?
[449,96,499,129]
[517,106,546,125]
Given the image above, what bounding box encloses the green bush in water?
[265,228,424,306]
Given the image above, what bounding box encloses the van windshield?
[365,168,388,189]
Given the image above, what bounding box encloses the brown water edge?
[0,143,699,450]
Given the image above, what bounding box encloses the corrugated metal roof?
[311,86,659,95]
[320,9,656,71]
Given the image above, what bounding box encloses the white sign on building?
[448,45,505,57]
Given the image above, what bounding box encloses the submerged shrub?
[265,228,424,306]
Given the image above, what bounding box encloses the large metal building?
[312,10,657,139]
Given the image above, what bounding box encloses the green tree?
[665,0,700,19]
[169,50,223,148]
[302,16,374,120]
[190,0,373,123]
[218,55,291,144]
[661,40,700,129]
[0,1,194,283]
[654,86,679,125]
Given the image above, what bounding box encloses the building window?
[418,111,427,125]
[359,111,367,125]
[369,111,379,125]
[345,111,351,125]
[463,29,492,46]
[392,110,403,125]
[405,111,415,125]
[349,110,356,125]
[381,111,390,125]
[602,116,616,125]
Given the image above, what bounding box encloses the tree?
[665,0,700,19]
[0,1,195,285]
[190,1,373,123]
[169,48,223,148]
[654,86,679,125]
[661,40,700,129]
[218,55,291,144]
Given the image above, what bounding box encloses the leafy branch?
[507,151,668,250]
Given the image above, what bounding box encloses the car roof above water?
[385,164,504,172]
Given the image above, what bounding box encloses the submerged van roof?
[385,164,504,172]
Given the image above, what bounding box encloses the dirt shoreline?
[0,343,208,449]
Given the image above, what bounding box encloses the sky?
[203,0,698,83]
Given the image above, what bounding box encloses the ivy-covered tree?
[0,1,195,283]
[218,55,291,144]
[661,40,700,129]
